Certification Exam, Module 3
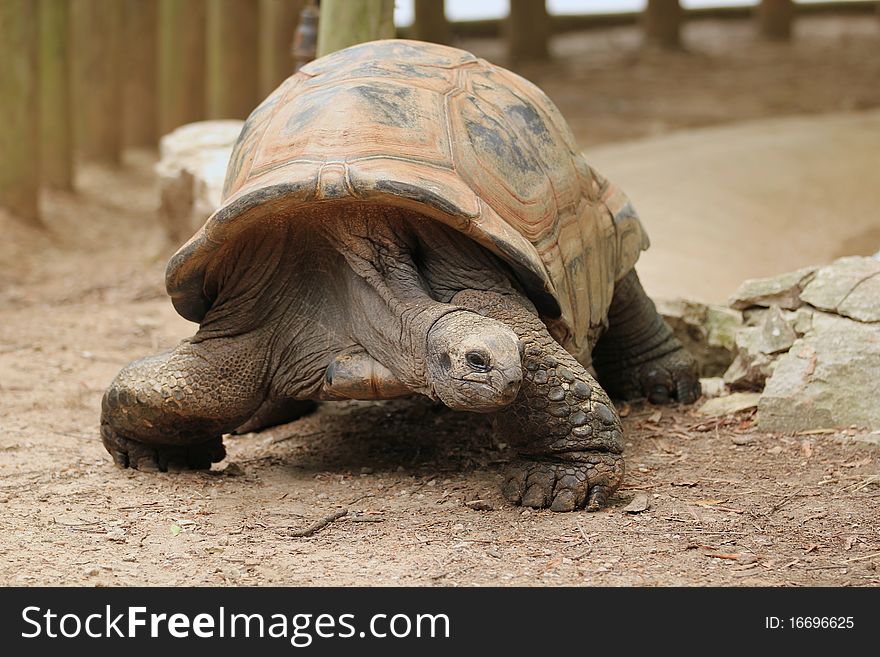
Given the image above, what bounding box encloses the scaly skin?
[593,271,701,404]
[453,290,625,512]
[100,337,269,471]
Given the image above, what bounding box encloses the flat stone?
[697,392,761,417]
[758,312,880,431]
[722,327,776,390]
[837,273,880,323]
[699,377,727,398]
[800,256,880,321]
[729,266,817,310]
[156,120,244,242]
[656,299,742,377]
[759,305,797,354]
[623,493,651,514]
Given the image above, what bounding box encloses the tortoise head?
[426,311,523,412]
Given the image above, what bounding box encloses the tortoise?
[101,40,700,512]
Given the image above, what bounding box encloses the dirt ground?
[1,14,879,586]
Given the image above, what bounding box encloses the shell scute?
[168,39,649,364]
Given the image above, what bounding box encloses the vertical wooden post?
[72,0,124,164]
[0,0,40,222]
[259,0,305,97]
[40,0,73,191]
[207,0,260,119]
[506,0,550,64]
[412,0,450,45]
[316,0,394,58]
[643,0,682,50]
[757,0,794,41]
[159,0,207,134]
[123,0,159,148]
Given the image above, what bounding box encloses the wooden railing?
[1,0,877,224]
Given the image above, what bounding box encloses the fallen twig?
[347,516,385,523]
[844,551,880,564]
[704,553,739,560]
[764,487,804,515]
[286,509,348,537]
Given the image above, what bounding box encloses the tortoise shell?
[166,40,649,365]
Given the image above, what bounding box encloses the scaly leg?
[593,271,700,404]
[101,335,269,471]
[453,290,625,512]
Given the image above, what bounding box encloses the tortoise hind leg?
[593,270,700,404]
[101,335,269,472]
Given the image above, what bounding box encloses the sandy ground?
[1,14,879,586]
[589,110,880,302]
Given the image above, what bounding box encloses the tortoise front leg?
[101,335,269,471]
[453,291,624,512]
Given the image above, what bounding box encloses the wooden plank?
[124,0,159,147]
[0,0,41,221]
[207,0,260,119]
[159,0,207,133]
[40,0,73,190]
[412,0,450,45]
[758,0,794,40]
[643,0,682,49]
[316,0,394,58]
[72,0,124,164]
[506,0,550,64]
[259,0,306,96]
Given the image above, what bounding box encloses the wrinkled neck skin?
[195,203,525,401]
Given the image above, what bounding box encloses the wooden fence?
[1,0,877,224]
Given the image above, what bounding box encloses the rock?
[722,327,776,390]
[791,307,813,336]
[156,120,244,242]
[699,377,727,398]
[800,256,880,322]
[623,493,650,513]
[657,299,742,376]
[222,462,245,477]
[758,312,880,431]
[697,392,761,417]
[838,275,880,323]
[758,305,797,354]
[731,435,754,446]
[729,266,817,310]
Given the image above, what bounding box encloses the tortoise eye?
[465,351,490,372]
